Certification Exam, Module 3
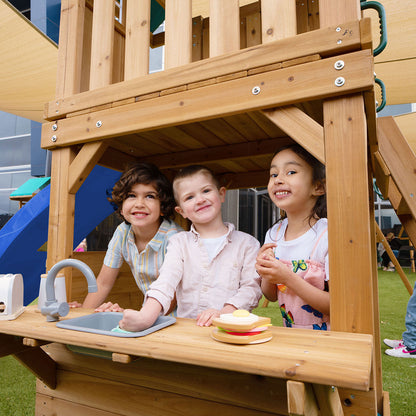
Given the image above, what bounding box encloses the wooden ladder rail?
[375,222,414,295]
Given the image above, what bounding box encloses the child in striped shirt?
[70,162,182,312]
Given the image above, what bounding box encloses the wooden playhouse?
[1,0,416,414]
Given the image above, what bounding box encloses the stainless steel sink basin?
[56,312,176,337]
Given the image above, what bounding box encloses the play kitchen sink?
[56,312,176,337]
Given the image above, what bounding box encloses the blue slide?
[0,166,121,305]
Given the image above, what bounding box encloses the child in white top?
[256,145,329,330]
[118,165,262,331]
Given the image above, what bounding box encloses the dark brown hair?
[273,144,327,222]
[110,162,175,221]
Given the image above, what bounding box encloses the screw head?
[335,77,345,87]
[334,60,345,70]
[252,86,261,95]
[96,120,102,128]
[52,124,58,131]
[51,135,57,142]
[336,27,341,32]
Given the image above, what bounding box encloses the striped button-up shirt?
[104,219,183,295]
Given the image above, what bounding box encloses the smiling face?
[268,148,324,218]
[174,172,226,226]
[120,182,162,234]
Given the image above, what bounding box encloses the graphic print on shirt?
[292,259,307,273]
[279,304,294,327]
[279,259,327,330]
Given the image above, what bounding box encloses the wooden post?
[261,0,296,42]
[319,0,382,411]
[124,0,151,79]
[209,0,240,57]
[46,147,76,301]
[165,0,192,68]
[46,1,88,298]
[89,0,115,89]
[55,0,85,97]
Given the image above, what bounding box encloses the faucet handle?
[41,300,70,322]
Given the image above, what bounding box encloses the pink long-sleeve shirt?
[145,223,262,318]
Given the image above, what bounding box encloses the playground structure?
[1,0,416,414]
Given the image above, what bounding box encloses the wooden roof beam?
[45,19,369,120]
[42,50,374,149]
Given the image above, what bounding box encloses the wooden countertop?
[0,306,373,391]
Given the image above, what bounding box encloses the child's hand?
[118,309,150,332]
[257,243,276,261]
[256,253,291,286]
[196,308,221,327]
[118,299,162,332]
[95,301,124,313]
[68,301,82,308]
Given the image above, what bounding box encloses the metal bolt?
[334,60,345,70]
[336,27,341,32]
[52,124,58,131]
[51,135,57,142]
[337,39,342,44]
[96,120,102,128]
[335,77,345,87]
[252,86,261,95]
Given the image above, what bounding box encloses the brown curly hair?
[110,162,176,222]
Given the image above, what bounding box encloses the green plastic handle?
[375,77,386,112]
[360,0,388,56]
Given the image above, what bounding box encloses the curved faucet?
[41,258,97,322]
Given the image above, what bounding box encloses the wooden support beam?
[124,0,151,79]
[388,180,411,216]
[312,385,343,415]
[287,380,319,416]
[140,137,293,169]
[320,0,381,412]
[46,147,76,300]
[0,334,56,389]
[375,222,413,295]
[261,107,324,163]
[42,50,374,149]
[45,19,369,120]
[324,93,375,331]
[377,116,416,220]
[15,347,57,390]
[68,142,109,194]
[399,214,416,249]
[372,150,390,199]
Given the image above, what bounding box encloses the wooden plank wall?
[72,251,143,309]
[37,342,288,416]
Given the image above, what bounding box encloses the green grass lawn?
[1,269,415,415]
